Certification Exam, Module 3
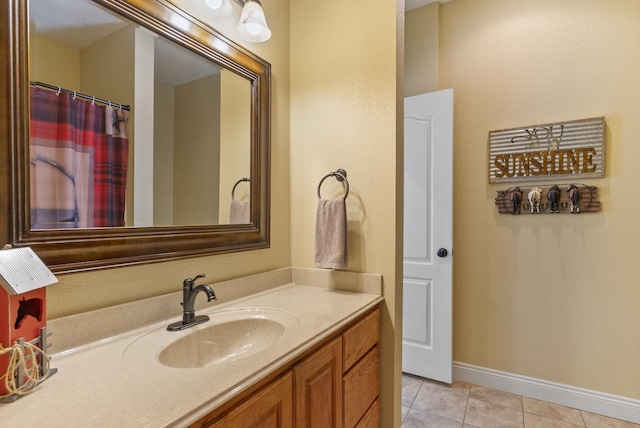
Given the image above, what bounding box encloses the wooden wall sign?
[488,117,604,184]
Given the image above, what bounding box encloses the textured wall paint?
[405,2,439,97]
[173,75,221,224]
[219,70,251,223]
[46,0,291,318]
[435,0,640,399]
[290,0,403,425]
[30,34,80,90]
[153,79,175,225]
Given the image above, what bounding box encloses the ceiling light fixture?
[192,0,271,43]
[193,0,234,18]
[237,0,271,42]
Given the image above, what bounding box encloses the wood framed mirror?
[0,0,270,273]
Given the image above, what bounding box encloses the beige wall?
[153,79,175,225]
[407,0,640,400]
[46,0,291,321]
[405,2,439,96]
[80,26,135,106]
[153,72,225,226]
[218,69,251,223]
[29,35,80,89]
[173,74,221,225]
[290,0,403,426]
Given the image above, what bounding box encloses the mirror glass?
[29,0,251,228]
[1,0,270,272]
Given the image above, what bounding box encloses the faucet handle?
[183,274,206,287]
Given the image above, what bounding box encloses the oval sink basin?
[159,318,284,368]
[123,308,299,370]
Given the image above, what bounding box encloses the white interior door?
[402,89,454,384]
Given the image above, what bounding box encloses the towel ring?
[317,169,349,200]
[231,177,250,200]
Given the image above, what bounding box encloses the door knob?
[437,248,448,258]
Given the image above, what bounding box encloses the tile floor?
[402,373,640,428]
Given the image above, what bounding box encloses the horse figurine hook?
[567,184,580,213]
[547,184,561,213]
[509,187,523,215]
[528,187,542,214]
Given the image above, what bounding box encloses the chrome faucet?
[167,274,217,331]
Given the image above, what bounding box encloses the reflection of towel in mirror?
[315,198,348,269]
[230,200,250,224]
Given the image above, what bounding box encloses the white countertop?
[0,283,382,427]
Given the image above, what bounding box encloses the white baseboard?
[453,362,640,425]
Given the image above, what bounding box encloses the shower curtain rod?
[29,81,131,111]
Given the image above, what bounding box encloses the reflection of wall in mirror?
[30,34,80,90]
[153,79,175,226]
[154,75,222,226]
[219,70,251,224]
[172,74,221,225]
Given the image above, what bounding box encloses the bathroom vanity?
[191,306,380,428]
[0,268,383,427]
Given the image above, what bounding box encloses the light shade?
[192,0,234,18]
[238,0,271,42]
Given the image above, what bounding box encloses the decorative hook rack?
[495,183,600,215]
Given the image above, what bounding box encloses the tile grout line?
[463,388,471,426]
[583,409,591,427]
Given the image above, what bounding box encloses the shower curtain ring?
[72,91,77,100]
[56,87,61,96]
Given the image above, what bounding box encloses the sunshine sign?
[488,117,604,184]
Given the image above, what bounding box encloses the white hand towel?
[229,200,250,224]
[315,198,348,269]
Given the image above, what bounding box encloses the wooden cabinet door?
[354,399,379,428]
[343,347,379,428]
[204,419,226,428]
[226,372,293,428]
[293,337,343,428]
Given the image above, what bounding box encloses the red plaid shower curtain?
[29,87,129,228]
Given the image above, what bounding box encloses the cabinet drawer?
[355,398,379,428]
[342,308,379,371]
[343,346,379,428]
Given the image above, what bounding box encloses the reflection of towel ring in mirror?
[317,169,349,200]
[231,178,250,201]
